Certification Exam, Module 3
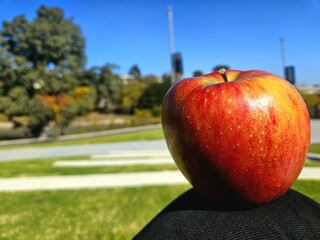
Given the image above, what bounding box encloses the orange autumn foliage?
[37,93,75,122]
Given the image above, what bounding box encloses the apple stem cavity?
[219,68,229,82]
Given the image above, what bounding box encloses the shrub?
[151,105,161,117]
[0,127,29,140]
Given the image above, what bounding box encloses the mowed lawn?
[0,129,164,150]
[0,129,318,239]
[0,154,318,178]
[0,155,178,178]
[0,128,317,177]
[0,181,319,240]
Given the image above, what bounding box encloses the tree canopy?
[1,6,85,71]
[128,64,141,80]
[193,70,203,77]
[80,64,123,113]
[0,5,87,137]
[0,5,170,139]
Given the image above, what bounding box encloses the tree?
[213,65,230,72]
[1,6,85,71]
[80,64,122,112]
[193,70,203,77]
[71,86,96,115]
[298,91,320,118]
[35,86,97,136]
[0,5,87,137]
[161,73,171,83]
[128,64,141,80]
[27,98,53,137]
[0,87,30,124]
[117,81,147,114]
[137,79,171,116]
[143,74,160,84]
[0,6,86,95]
[0,88,53,136]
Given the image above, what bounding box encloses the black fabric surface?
[134,189,320,240]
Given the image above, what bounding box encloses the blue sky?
[0,0,319,85]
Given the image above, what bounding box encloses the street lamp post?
[167,6,175,84]
[279,38,286,77]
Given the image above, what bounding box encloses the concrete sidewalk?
[53,153,319,168]
[0,167,318,192]
[307,153,320,161]
[0,171,188,192]
[0,119,318,163]
[54,158,174,167]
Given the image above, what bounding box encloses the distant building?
[119,74,162,84]
[296,85,320,94]
[119,74,134,84]
[171,52,183,83]
[285,66,295,85]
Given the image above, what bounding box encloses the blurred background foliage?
[298,91,320,119]
[0,5,170,140]
[0,5,318,140]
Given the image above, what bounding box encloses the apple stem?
[219,68,228,82]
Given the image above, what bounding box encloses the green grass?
[0,155,178,178]
[292,180,320,201]
[0,155,318,178]
[0,185,191,240]
[305,160,320,167]
[0,180,318,240]
[0,128,317,239]
[309,143,320,153]
[0,128,169,177]
[0,129,164,150]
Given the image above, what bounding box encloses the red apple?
[161,69,310,205]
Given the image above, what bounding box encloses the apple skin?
[161,69,310,205]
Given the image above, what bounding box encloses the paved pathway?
[0,167,318,192]
[0,171,187,192]
[310,119,320,143]
[54,159,174,167]
[0,120,318,162]
[0,140,168,162]
[0,121,318,192]
[307,153,320,161]
[54,150,174,167]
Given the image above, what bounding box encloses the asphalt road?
[0,120,319,162]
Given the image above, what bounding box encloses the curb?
[0,124,162,146]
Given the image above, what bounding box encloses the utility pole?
[167,6,175,84]
[279,38,286,77]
